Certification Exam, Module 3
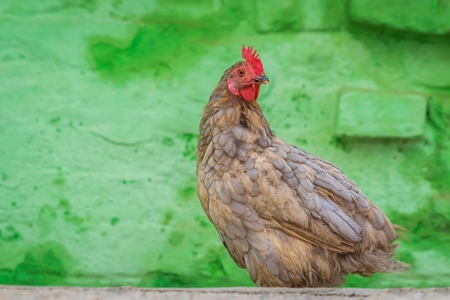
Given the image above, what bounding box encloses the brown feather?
[196,61,409,287]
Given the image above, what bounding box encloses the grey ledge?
[0,286,449,300]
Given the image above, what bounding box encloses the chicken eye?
[237,69,245,77]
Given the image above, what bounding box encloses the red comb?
[242,45,264,74]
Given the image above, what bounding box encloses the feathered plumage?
[196,46,409,287]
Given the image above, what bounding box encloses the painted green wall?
[0,0,449,288]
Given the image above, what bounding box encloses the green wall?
[0,0,449,288]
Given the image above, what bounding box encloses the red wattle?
[254,85,261,100]
[241,84,260,101]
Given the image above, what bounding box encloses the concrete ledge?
[0,286,449,300]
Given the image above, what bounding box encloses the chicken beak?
[253,75,270,85]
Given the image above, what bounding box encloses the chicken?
[196,45,409,287]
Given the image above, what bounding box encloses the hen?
[196,45,409,287]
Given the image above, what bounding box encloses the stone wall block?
[336,89,427,138]
[256,0,344,33]
[349,0,450,35]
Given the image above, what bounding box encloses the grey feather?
[245,158,255,169]
[272,158,285,170]
[275,150,288,159]
[214,148,224,159]
[243,219,265,232]
[231,178,245,195]
[228,223,247,239]
[224,138,236,157]
[297,184,314,203]
[322,199,338,211]
[287,152,306,164]
[247,168,259,181]
[231,192,246,203]
[277,144,291,153]
[238,237,250,252]
[247,232,270,252]
[232,126,246,140]
[371,209,386,230]
[208,180,217,196]
[218,133,228,147]
[321,208,363,242]
[231,201,249,215]
[266,257,280,276]
[251,182,260,197]
[218,186,231,204]
[300,178,314,193]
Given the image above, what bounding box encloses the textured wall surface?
[0,0,449,288]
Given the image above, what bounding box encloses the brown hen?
[196,45,409,287]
